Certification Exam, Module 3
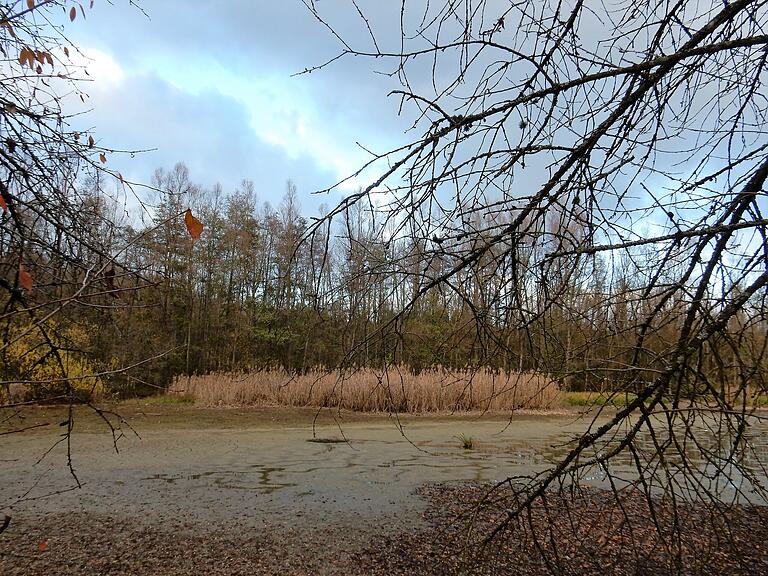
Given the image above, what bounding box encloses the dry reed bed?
[169,368,559,412]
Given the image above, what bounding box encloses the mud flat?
[1,406,593,530]
[1,405,766,574]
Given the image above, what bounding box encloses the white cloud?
[121,52,390,191]
[64,47,126,89]
[84,49,125,87]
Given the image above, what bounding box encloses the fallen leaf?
[38,541,47,552]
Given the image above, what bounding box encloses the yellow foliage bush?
[4,319,104,402]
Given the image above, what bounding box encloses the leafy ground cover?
[3,484,766,576]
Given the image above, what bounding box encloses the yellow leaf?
[19,266,33,291]
[184,209,204,240]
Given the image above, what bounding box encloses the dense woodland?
[3,161,765,400]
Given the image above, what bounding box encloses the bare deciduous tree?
[0,2,189,495]
[302,0,768,569]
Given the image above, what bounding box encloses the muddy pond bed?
[1,404,767,575]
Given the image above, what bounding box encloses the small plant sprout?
[456,433,474,450]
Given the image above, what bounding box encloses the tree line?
[4,160,764,401]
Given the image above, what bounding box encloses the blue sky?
[61,1,407,214]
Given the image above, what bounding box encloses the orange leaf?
[18,46,32,67]
[69,6,76,21]
[27,0,35,10]
[0,194,7,213]
[99,152,107,164]
[184,209,203,240]
[19,266,32,291]
[38,541,47,552]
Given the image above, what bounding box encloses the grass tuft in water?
[455,433,474,450]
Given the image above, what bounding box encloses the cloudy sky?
[53,0,759,243]
[62,1,407,214]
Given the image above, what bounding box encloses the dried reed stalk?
[169,368,560,412]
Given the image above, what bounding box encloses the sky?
[53,0,765,252]
[62,0,408,215]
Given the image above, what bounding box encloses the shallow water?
[2,406,766,532]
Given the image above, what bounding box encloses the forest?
[5,159,765,406]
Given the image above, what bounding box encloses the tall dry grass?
[169,367,560,412]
